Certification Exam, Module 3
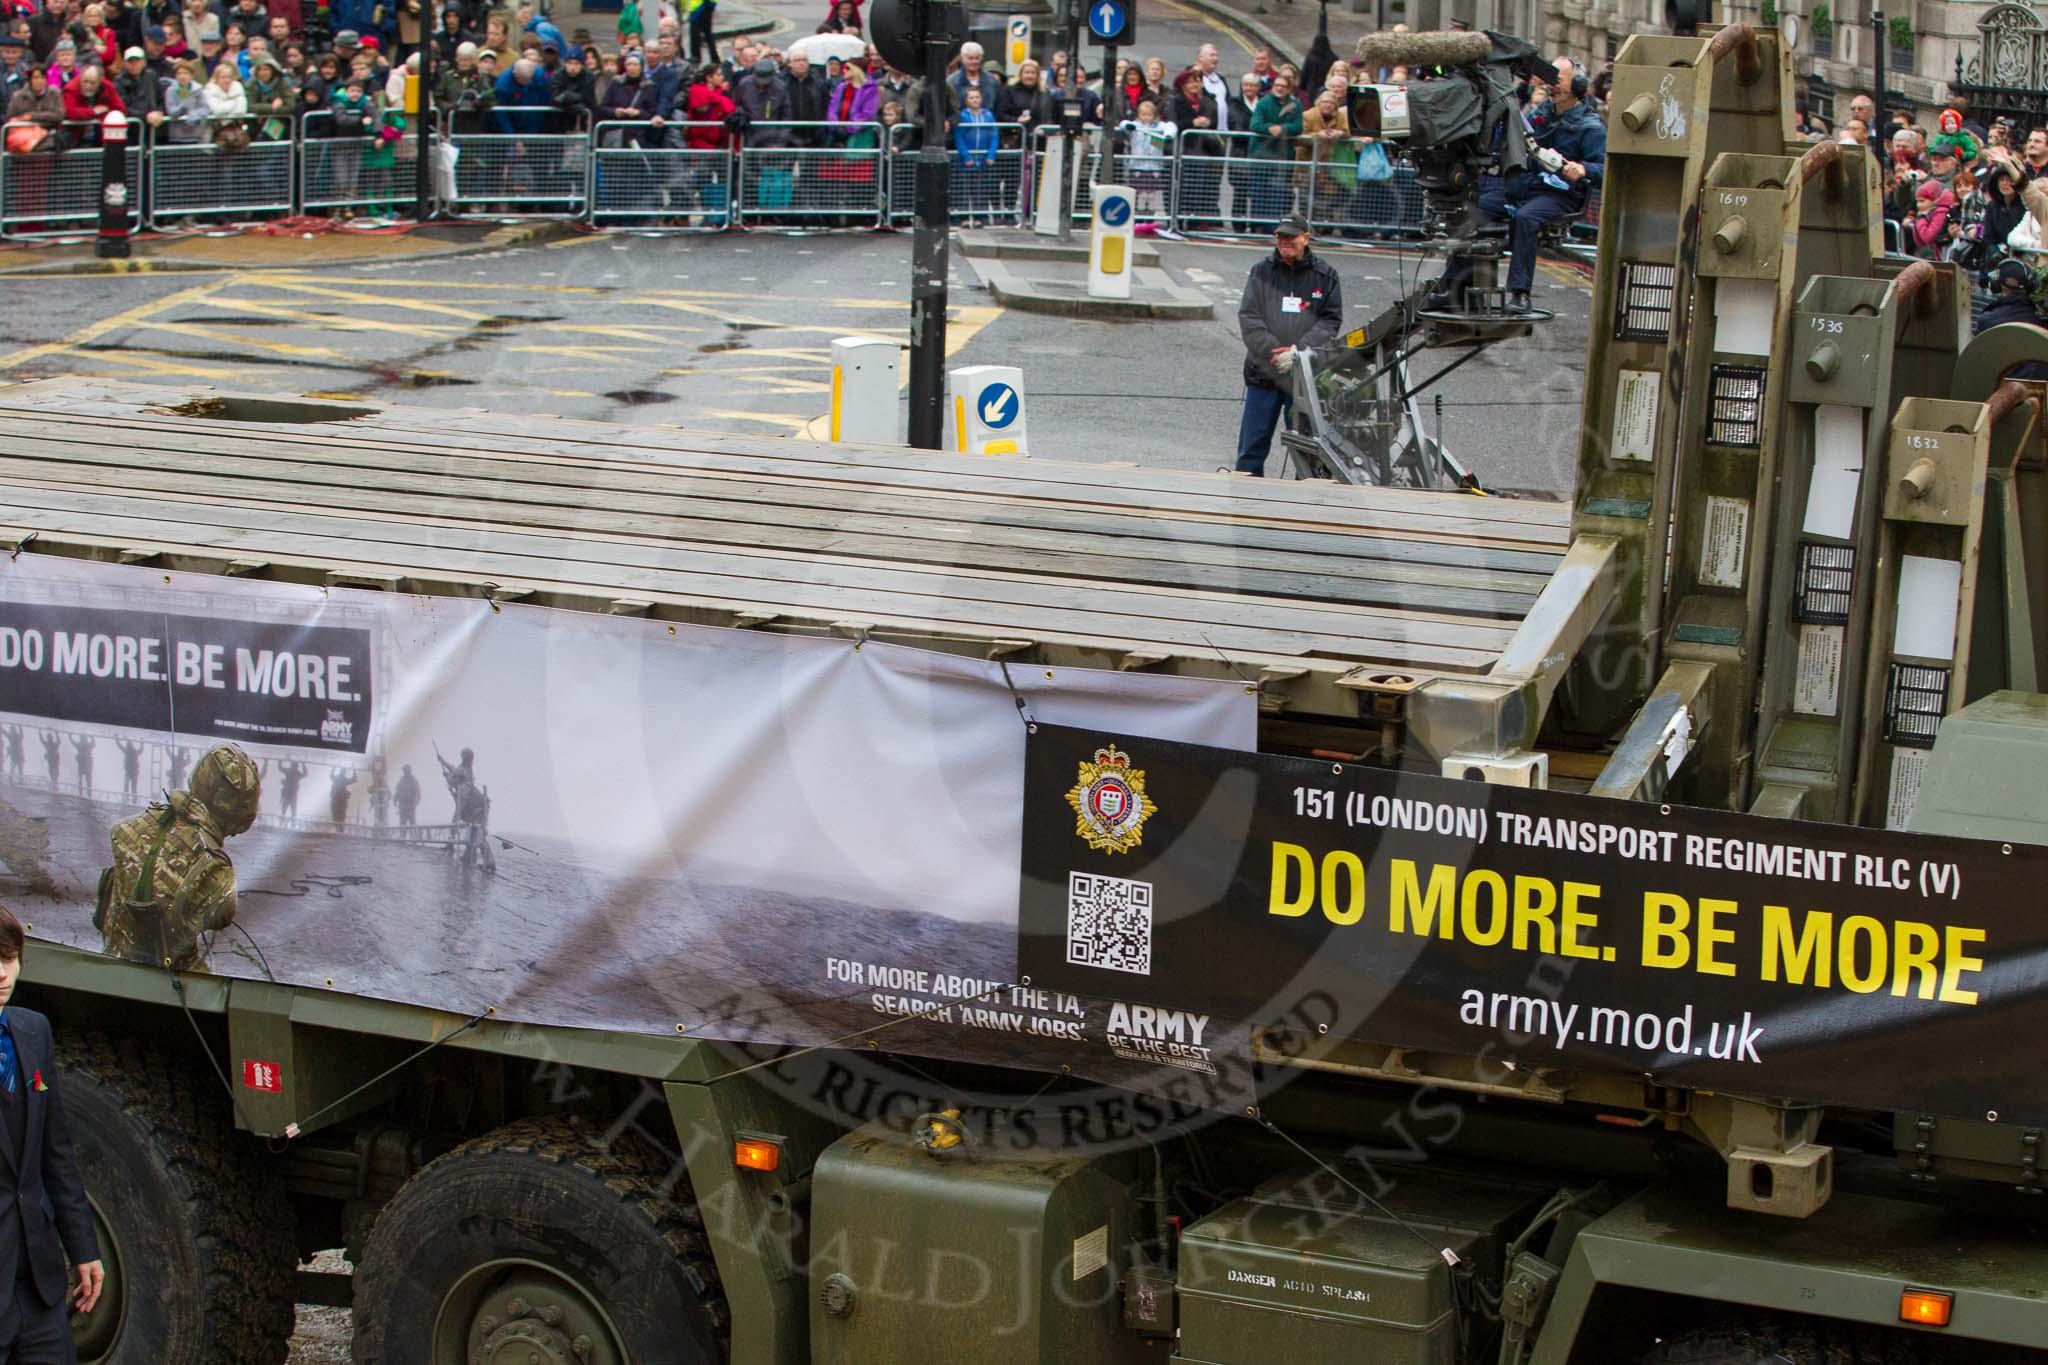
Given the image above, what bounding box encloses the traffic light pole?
[906,0,953,448]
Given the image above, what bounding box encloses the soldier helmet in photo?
[189,744,262,835]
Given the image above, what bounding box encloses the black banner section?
[1019,725,2048,1123]
[0,602,372,752]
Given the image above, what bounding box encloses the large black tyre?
[1639,1315,1958,1365]
[351,1115,728,1365]
[56,1029,297,1365]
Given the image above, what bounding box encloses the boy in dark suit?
[0,907,103,1363]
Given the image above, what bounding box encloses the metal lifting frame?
[1605,141,1880,809]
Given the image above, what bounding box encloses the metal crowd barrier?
[0,120,138,237]
[1168,131,1279,234]
[1168,129,1424,239]
[588,120,735,230]
[1,111,1570,245]
[734,121,885,227]
[149,116,294,224]
[887,124,1027,227]
[299,110,421,217]
[442,113,589,219]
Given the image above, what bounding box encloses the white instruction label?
[1802,404,1866,540]
[1713,277,1777,357]
[1699,495,1750,589]
[1073,1224,1108,1281]
[1793,624,1844,717]
[1896,556,1963,662]
[1610,369,1661,463]
[1885,747,1929,831]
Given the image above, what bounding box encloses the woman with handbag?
[821,59,880,224]
[198,58,249,219]
[4,64,62,228]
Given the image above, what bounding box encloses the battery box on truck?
[1172,1169,1551,1365]
[809,1119,1168,1365]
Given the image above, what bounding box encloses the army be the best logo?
[1065,745,1155,854]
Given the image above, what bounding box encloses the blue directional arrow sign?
[1098,194,1131,227]
[978,381,1020,429]
[1087,0,1128,41]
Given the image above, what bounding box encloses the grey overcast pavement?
[1,0,1588,1354]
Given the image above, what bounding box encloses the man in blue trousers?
[1234,214,1343,476]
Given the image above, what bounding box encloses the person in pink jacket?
[1910,175,1957,257]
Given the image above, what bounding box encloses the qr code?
[1066,871,1154,975]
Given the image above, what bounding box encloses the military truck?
[2,23,2048,1365]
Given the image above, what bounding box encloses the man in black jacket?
[0,906,103,1363]
[1975,258,2048,380]
[1235,214,1343,475]
[782,49,827,147]
[549,46,597,131]
[114,47,165,130]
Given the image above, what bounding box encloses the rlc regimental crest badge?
[1065,744,1155,855]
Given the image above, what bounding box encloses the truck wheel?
[1640,1316,1949,1363]
[351,1115,729,1365]
[56,1029,297,1365]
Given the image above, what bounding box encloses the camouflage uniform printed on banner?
[94,744,261,972]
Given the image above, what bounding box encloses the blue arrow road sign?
[1088,0,1126,39]
[978,382,1020,429]
[1098,194,1131,227]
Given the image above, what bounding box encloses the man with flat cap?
[1234,213,1343,476]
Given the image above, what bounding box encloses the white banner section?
[0,555,1255,1091]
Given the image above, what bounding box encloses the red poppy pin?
[31,1071,46,1093]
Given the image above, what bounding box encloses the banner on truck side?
[0,556,1262,1104]
[1017,724,2048,1124]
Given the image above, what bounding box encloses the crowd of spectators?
[1782,89,2048,326]
[5,0,2048,298]
[0,0,1550,230]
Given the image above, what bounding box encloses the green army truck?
[4,23,2048,1365]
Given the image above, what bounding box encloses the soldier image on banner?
[435,745,494,872]
[394,764,421,832]
[94,744,261,973]
[0,725,21,781]
[277,759,309,818]
[113,738,143,799]
[38,733,57,786]
[328,767,356,829]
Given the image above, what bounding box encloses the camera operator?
[1438,57,1604,312]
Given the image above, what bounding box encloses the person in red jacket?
[60,58,122,143]
[682,60,733,148]
[680,62,735,225]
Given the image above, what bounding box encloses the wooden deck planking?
[0,381,1573,683]
[0,433,1554,619]
[0,494,1511,672]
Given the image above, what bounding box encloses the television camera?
[1281,30,1565,489]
